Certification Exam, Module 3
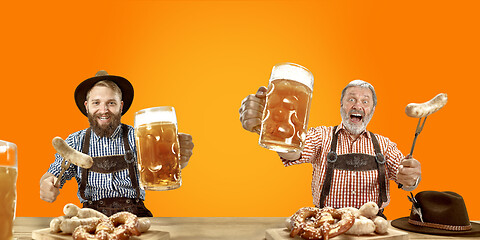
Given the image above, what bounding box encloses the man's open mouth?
[98,115,111,122]
[350,113,363,123]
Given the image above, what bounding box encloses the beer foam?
[269,63,314,90]
[135,106,177,127]
[0,140,17,165]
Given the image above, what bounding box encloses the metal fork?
[409,117,427,156]
[54,159,71,188]
[398,117,427,189]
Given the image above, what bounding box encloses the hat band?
[408,219,472,231]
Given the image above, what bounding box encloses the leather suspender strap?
[319,126,338,208]
[370,132,388,207]
[79,128,92,200]
[121,124,141,200]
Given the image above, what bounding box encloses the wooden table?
[13,217,480,239]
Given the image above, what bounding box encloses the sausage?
[63,203,107,219]
[50,216,67,233]
[373,216,389,234]
[52,137,93,169]
[63,203,79,217]
[59,217,100,234]
[339,207,360,218]
[358,202,379,219]
[285,216,293,231]
[138,218,151,233]
[345,216,375,235]
[405,93,448,118]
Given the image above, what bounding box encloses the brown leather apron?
[319,126,388,213]
[79,124,153,217]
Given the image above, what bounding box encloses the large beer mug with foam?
[0,140,17,239]
[135,106,181,191]
[259,63,314,153]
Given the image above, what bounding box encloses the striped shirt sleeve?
[282,127,324,166]
[378,135,404,182]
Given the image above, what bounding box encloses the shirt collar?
[338,122,371,139]
[91,124,122,140]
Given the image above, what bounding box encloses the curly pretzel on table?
[72,211,141,240]
[289,207,355,240]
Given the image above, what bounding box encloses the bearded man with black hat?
[39,71,194,217]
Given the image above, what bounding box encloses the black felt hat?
[74,70,134,116]
[391,191,480,236]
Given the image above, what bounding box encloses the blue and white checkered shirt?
[47,124,146,202]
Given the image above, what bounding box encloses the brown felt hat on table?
[391,191,480,236]
[74,70,134,117]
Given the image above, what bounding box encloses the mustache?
[348,109,365,116]
[93,112,113,118]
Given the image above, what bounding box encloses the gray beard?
[340,107,374,135]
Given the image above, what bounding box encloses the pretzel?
[72,212,141,240]
[110,211,141,236]
[289,207,321,237]
[289,207,355,240]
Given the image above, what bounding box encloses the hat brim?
[74,75,134,116]
[391,217,480,236]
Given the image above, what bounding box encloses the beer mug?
[134,106,181,191]
[0,140,17,239]
[259,63,314,153]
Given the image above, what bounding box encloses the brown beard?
[88,112,122,138]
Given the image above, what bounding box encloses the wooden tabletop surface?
[13,217,480,240]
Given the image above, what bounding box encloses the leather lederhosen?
[318,126,388,212]
[79,124,153,217]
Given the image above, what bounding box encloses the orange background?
[1,1,479,220]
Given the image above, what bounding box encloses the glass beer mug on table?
[0,140,17,239]
[259,63,314,153]
[134,106,181,191]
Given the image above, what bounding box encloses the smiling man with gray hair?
[239,79,421,218]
